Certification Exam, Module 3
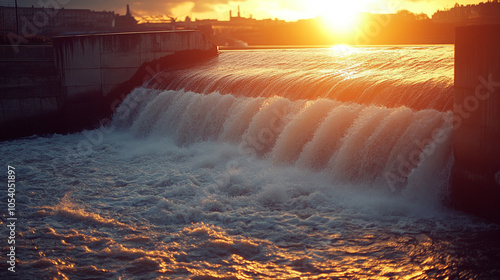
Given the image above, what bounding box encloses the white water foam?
[113,87,453,208]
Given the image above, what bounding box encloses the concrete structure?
[54,30,216,129]
[0,45,62,139]
[55,30,215,99]
[0,30,217,139]
[453,24,500,222]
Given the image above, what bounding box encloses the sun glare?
[312,0,366,33]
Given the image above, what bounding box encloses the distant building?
[115,4,138,30]
[229,5,257,24]
[432,1,500,24]
[0,5,116,37]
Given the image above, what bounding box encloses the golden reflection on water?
[157,224,453,279]
[22,163,460,279]
[21,206,479,280]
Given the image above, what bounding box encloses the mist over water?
[2,46,500,279]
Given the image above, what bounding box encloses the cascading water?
[114,88,453,203]
[3,46,500,280]
[114,46,455,203]
[150,46,454,111]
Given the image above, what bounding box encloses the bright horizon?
[6,0,488,22]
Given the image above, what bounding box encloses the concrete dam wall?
[0,45,62,139]
[0,30,218,140]
[453,24,500,222]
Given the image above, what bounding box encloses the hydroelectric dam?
[0,27,499,223]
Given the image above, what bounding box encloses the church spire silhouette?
[126,4,131,17]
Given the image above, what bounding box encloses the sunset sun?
[311,0,366,33]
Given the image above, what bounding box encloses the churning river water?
[1,46,500,279]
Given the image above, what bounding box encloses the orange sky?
[141,0,487,21]
[12,0,487,21]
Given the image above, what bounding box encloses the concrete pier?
[0,30,217,139]
[54,30,217,132]
[453,24,500,221]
